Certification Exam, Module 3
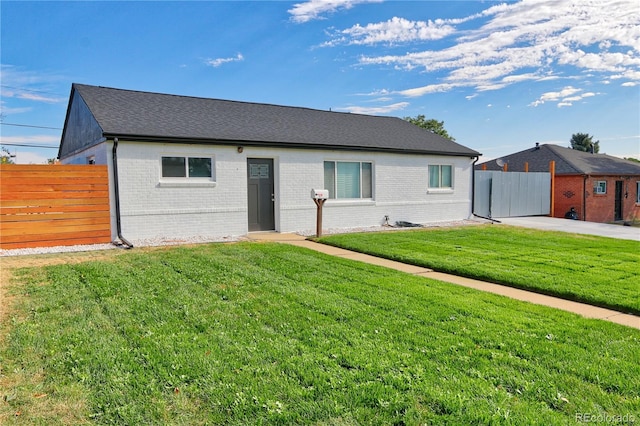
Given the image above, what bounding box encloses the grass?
[1,242,639,425]
[317,225,640,315]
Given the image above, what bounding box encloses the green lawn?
[318,225,640,315]
[1,243,639,425]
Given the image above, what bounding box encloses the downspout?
[471,155,501,223]
[111,138,134,249]
[470,156,479,216]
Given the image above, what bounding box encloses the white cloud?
[13,151,50,165]
[0,101,32,115]
[16,92,65,103]
[348,0,640,98]
[289,0,381,24]
[0,65,67,104]
[501,73,539,84]
[327,17,455,46]
[354,88,391,96]
[540,86,582,102]
[0,135,60,164]
[622,81,638,86]
[528,85,600,107]
[0,135,60,145]
[205,53,244,68]
[399,83,457,97]
[336,102,409,114]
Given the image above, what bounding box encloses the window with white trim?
[428,164,453,189]
[161,156,214,179]
[324,161,372,199]
[636,181,640,203]
[594,180,607,194]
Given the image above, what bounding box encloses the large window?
[594,180,607,194]
[324,161,372,199]
[428,164,452,189]
[162,156,213,179]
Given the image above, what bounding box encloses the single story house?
[59,83,481,244]
[476,143,640,223]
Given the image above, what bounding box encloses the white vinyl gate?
[474,171,551,218]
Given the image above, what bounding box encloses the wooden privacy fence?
[0,164,111,250]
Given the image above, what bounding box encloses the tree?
[570,133,600,153]
[404,115,455,141]
[1,146,15,164]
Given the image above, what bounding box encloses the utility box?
[311,189,329,200]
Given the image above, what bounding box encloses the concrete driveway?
[498,216,640,241]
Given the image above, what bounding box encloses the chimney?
[535,142,540,149]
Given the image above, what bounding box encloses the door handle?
[271,194,275,202]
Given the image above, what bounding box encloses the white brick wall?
[63,141,475,241]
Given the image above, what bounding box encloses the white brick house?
[59,84,480,245]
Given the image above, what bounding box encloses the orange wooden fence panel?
[0,164,112,250]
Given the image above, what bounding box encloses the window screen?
[188,157,212,177]
[428,165,453,188]
[324,161,372,199]
[162,156,213,178]
[162,157,187,177]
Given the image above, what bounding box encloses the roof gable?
[60,84,480,157]
[477,144,640,175]
[59,88,105,158]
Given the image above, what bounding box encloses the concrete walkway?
[499,216,640,241]
[247,232,640,330]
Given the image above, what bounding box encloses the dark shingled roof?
[68,84,480,156]
[476,144,640,175]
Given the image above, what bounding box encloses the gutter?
[470,155,479,215]
[101,133,480,158]
[111,137,134,249]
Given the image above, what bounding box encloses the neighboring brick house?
[477,143,640,224]
[58,84,480,244]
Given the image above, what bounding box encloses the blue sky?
[1,0,639,164]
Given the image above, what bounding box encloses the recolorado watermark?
[575,412,636,424]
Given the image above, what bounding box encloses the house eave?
[102,133,481,158]
[58,137,108,160]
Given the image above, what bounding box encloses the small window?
[188,157,212,177]
[162,156,213,179]
[636,181,640,203]
[323,161,373,199]
[428,165,453,189]
[594,181,607,194]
